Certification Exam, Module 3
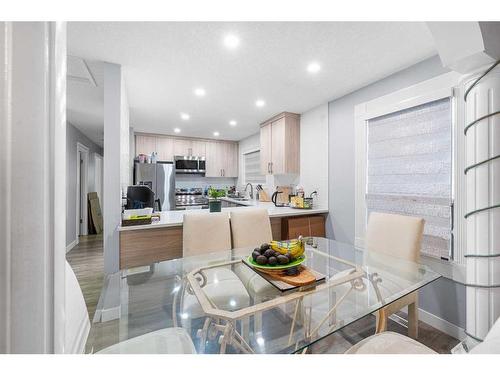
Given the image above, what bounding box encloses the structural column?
[0,22,67,353]
[463,64,500,341]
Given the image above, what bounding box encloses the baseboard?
[100,306,121,323]
[418,308,466,341]
[66,239,78,253]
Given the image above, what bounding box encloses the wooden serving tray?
[242,259,326,293]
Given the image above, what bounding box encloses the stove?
[175,188,208,209]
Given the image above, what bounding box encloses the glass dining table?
[87,237,440,354]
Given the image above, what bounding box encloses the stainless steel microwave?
[174,155,206,174]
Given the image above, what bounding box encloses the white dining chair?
[229,209,280,334]
[180,211,250,338]
[366,212,425,339]
[345,316,500,354]
[96,327,197,354]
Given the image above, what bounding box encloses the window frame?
[354,71,466,282]
[242,148,265,186]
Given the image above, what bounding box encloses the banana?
[269,235,305,259]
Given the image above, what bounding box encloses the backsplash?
[175,174,237,191]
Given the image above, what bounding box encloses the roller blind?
[366,98,452,260]
[245,151,265,184]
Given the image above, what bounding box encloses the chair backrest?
[182,212,232,257]
[230,208,273,249]
[470,316,500,354]
[65,261,90,353]
[366,212,424,263]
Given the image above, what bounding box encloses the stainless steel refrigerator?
[134,161,175,211]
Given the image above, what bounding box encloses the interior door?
[271,118,285,174]
[260,123,272,175]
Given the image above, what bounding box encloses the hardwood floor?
[66,234,104,320]
[66,235,459,353]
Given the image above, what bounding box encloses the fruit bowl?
[246,254,306,271]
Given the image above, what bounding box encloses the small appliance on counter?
[271,189,288,207]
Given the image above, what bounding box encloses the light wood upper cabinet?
[135,133,236,175]
[191,140,206,158]
[136,135,157,156]
[205,141,238,177]
[173,138,192,156]
[205,141,220,177]
[155,136,174,161]
[223,142,238,177]
[260,112,300,175]
[260,123,272,175]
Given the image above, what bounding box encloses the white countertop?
[118,199,328,231]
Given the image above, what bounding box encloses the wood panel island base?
[118,206,328,269]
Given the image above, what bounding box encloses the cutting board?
[260,266,316,286]
[242,259,325,292]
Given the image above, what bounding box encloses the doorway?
[76,143,89,238]
[94,153,103,209]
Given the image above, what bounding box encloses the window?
[366,98,452,260]
[244,150,265,184]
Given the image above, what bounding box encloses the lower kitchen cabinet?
[281,214,326,240]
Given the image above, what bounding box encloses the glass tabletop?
[87,237,440,354]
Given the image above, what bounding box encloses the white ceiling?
[67,56,104,146]
[67,22,437,142]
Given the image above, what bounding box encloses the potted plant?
[207,187,226,212]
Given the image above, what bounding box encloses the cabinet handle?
[267,162,270,174]
[270,162,273,174]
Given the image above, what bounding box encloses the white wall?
[236,108,329,209]
[299,103,329,208]
[103,62,130,275]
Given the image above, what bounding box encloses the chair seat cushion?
[345,332,436,354]
[96,327,196,354]
[182,278,250,319]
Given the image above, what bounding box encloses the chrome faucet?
[244,183,254,199]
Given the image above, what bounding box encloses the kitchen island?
[118,199,328,269]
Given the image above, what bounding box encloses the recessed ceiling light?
[194,88,206,97]
[307,62,321,74]
[255,99,265,108]
[180,112,190,120]
[223,34,240,49]
[213,131,220,137]
[229,120,237,126]
[173,128,181,133]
